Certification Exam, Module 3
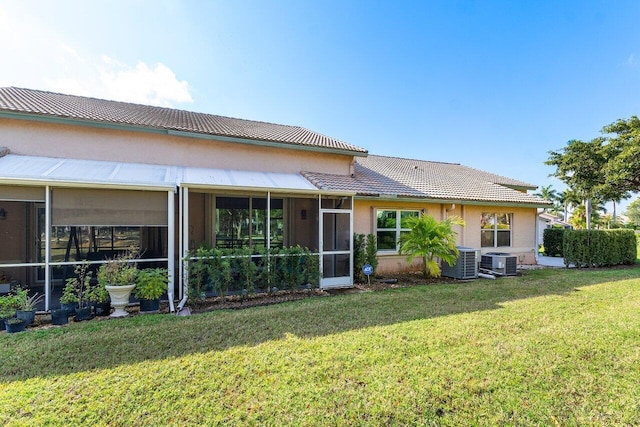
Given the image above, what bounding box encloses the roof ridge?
[0,87,367,154]
[1,86,306,130]
[366,153,461,166]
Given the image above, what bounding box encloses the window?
[481,213,512,247]
[376,209,420,251]
[215,197,283,249]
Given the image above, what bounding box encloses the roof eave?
[355,194,551,208]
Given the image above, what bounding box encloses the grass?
[1,267,640,426]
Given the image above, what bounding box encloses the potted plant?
[0,293,19,330]
[5,316,26,333]
[86,281,111,316]
[134,268,168,313]
[98,249,139,317]
[61,262,93,321]
[14,287,44,326]
[59,279,79,316]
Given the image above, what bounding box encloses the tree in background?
[624,198,640,227]
[545,114,640,229]
[556,188,582,221]
[600,117,640,195]
[569,198,606,229]
[546,138,609,230]
[534,185,558,212]
[398,215,465,278]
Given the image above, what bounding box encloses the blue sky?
[1,0,639,211]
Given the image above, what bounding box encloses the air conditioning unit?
[441,247,478,279]
[480,252,517,276]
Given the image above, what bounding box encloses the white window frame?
[375,209,421,253]
[481,212,513,248]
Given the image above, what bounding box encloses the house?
[537,211,572,246]
[0,87,550,310]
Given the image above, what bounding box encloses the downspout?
[167,190,175,313]
[177,186,189,312]
[460,204,466,246]
[535,208,540,264]
[45,185,51,311]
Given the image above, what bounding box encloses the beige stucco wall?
[354,199,538,274]
[0,118,354,175]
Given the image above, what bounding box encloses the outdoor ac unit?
[441,247,478,279]
[480,252,517,276]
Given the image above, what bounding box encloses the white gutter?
[0,177,175,192]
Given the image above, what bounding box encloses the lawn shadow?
[2,266,640,382]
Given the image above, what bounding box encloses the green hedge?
[563,229,637,268]
[542,228,565,257]
[186,246,320,302]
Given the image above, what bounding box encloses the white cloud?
[0,3,193,107]
[51,58,194,107]
[95,61,193,107]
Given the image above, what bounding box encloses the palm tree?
[557,188,582,221]
[569,198,606,229]
[535,185,558,212]
[398,214,465,278]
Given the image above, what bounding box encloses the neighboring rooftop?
[303,154,551,206]
[0,87,367,155]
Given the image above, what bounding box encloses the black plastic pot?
[74,306,93,322]
[51,308,69,325]
[16,309,36,326]
[139,298,160,313]
[92,301,111,317]
[60,302,78,316]
[5,318,26,333]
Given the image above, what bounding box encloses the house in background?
[0,87,550,310]
[537,211,572,247]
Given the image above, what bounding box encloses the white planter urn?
[105,284,136,318]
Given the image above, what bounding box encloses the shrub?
[563,229,637,267]
[353,233,379,283]
[365,234,378,275]
[187,245,320,298]
[542,228,565,257]
[353,233,366,284]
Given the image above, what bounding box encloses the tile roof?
[0,87,367,155]
[303,155,551,206]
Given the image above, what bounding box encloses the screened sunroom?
[0,154,355,312]
[0,154,176,311]
[178,166,354,295]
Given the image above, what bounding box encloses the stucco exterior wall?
[462,205,537,264]
[0,118,354,175]
[354,199,538,274]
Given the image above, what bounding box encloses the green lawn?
[2,267,640,426]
